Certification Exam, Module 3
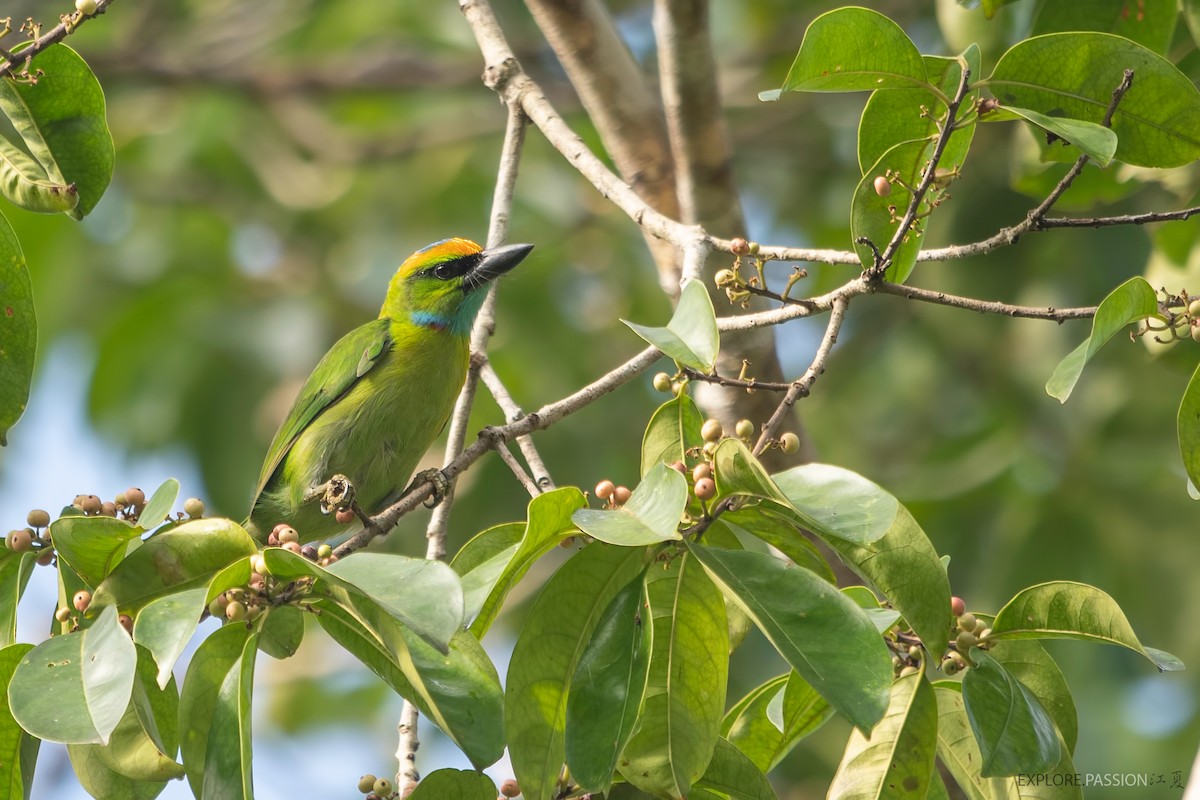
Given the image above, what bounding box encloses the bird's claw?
[315,474,355,515]
[406,468,450,509]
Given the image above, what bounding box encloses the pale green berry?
[899,665,919,677]
[317,544,332,559]
[183,497,205,518]
[357,774,378,794]
[225,601,247,622]
[956,630,977,651]
[26,509,50,528]
[734,419,754,439]
[700,419,723,442]
[373,778,393,796]
[779,432,800,454]
[76,0,98,15]
[956,612,977,632]
[652,372,672,393]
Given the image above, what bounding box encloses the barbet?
[247,238,533,543]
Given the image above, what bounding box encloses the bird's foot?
[306,474,356,515]
[406,468,450,509]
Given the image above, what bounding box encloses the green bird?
[247,237,533,543]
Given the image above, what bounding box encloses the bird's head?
[382,238,534,334]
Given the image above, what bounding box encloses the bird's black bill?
[463,243,533,292]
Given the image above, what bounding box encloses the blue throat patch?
[410,291,485,336]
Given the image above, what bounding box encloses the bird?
[246,237,533,543]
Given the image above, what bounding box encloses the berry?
[225,601,247,622]
[36,549,54,566]
[669,461,686,474]
[323,554,339,565]
[700,419,723,442]
[652,372,672,393]
[594,480,615,501]
[114,492,127,507]
[26,509,50,528]
[873,175,891,197]
[779,432,800,454]
[702,440,718,458]
[748,241,760,255]
[500,778,521,798]
[734,419,754,440]
[7,528,32,552]
[73,590,91,612]
[55,607,71,623]
[81,495,102,515]
[317,544,332,560]
[358,775,378,794]
[956,630,977,651]
[1189,299,1200,317]
[1191,322,1200,343]
[277,526,300,545]
[692,463,712,482]
[956,612,977,632]
[100,502,117,517]
[730,237,751,256]
[373,778,393,796]
[898,665,919,677]
[125,487,146,508]
[251,554,267,575]
[335,508,355,525]
[119,614,133,633]
[301,544,318,561]
[714,268,736,287]
[267,531,280,547]
[941,656,961,676]
[183,498,205,518]
[976,627,992,643]
[282,541,302,554]
[76,0,98,15]
[72,494,87,510]
[907,645,921,659]
[693,477,716,501]
[950,596,966,616]
[613,486,632,505]
[208,597,226,617]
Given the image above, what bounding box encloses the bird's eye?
[433,262,454,280]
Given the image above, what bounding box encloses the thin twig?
[496,442,540,496]
[874,282,1096,322]
[479,360,555,490]
[0,1,116,79]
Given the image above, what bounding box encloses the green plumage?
[247,238,533,543]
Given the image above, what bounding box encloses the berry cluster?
[354,773,417,799]
[207,552,316,627]
[940,596,993,676]
[5,508,56,566]
[264,523,337,566]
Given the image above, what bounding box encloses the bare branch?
[480,360,555,490]
[0,0,116,79]
[496,442,540,496]
[874,282,1097,321]
[394,703,420,792]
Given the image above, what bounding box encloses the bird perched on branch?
[247,237,533,543]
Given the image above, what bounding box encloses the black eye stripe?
[427,253,482,281]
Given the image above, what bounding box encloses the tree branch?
[496,441,540,496]
[0,0,116,79]
[480,360,555,490]
[874,282,1097,321]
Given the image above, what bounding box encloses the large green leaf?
[765,7,930,99]
[0,131,79,213]
[0,212,33,446]
[989,581,1182,670]
[258,604,305,660]
[408,769,497,800]
[506,543,647,800]
[565,574,651,795]
[461,487,585,637]
[0,44,114,217]
[717,507,836,584]
[641,394,704,476]
[829,673,937,800]
[771,463,897,545]
[620,552,728,800]
[0,644,36,800]
[0,552,34,648]
[988,33,1200,167]
[9,606,136,744]
[50,515,140,588]
[133,587,209,690]
[961,651,1060,778]
[572,463,687,545]
[92,517,258,614]
[692,737,777,800]
[988,638,1078,754]
[1046,277,1158,402]
[67,743,165,800]
[689,544,890,731]
[1031,0,1177,55]
[623,280,719,371]
[452,522,524,624]
[934,685,994,800]
[722,672,833,772]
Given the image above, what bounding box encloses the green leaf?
[452,522,524,623]
[689,544,890,731]
[0,211,33,446]
[566,574,651,795]
[722,672,833,773]
[771,463,898,545]
[258,604,305,660]
[325,553,465,652]
[719,507,836,584]
[572,463,687,545]
[0,136,78,213]
[92,517,258,615]
[10,606,136,744]
[203,629,257,800]
[133,587,208,690]
[0,44,114,217]
[641,393,704,476]
[962,650,1060,777]
[0,552,35,647]
[464,487,585,637]
[623,280,719,371]
[933,685,994,800]
[506,543,647,800]
[769,7,930,96]
[67,744,164,800]
[136,478,180,532]
[620,552,728,800]
[407,768,497,800]
[1031,0,1177,55]
[1179,361,1200,494]
[989,580,1182,670]
[828,673,937,800]
[1046,277,1157,402]
[692,738,777,800]
[988,638,1078,754]
[0,643,36,800]
[985,106,1118,166]
[50,515,140,588]
[988,33,1200,167]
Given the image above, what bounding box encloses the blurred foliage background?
[1,0,1197,796]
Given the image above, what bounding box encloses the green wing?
[253,318,393,499]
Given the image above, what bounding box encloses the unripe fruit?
[26,509,50,528]
[183,498,205,518]
[956,630,977,651]
[652,372,673,393]
[700,419,723,442]
[873,175,891,197]
[891,655,902,667]
[500,778,521,798]
[251,554,267,575]
[225,601,247,622]
[730,237,751,256]
[941,656,961,676]
[36,549,54,566]
[114,492,127,507]
[373,778,393,796]
[246,605,263,621]
[8,528,33,552]
[1189,299,1200,317]
[694,477,716,500]
[55,607,71,623]
[119,614,133,633]
[323,554,339,565]
[1191,322,1200,343]
[976,627,992,642]
[594,480,615,501]
[100,501,117,517]
[779,432,800,454]
[734,419,754,439]
[949,650,968,669]
[899,665,919,677]
[81,495,102,515]
[124,487,146,508]
[714,268,736,287]
[613,486,632,505]
[950,596,966,616]
[267,532,280,547]
[669,461,686,474]
[956,612,977,632]
[748,241,760,255]
[277,526,300,545]
[283,541,302,554]
[76,0,98,15]
[702,440,718,458]
[908,645,921,659]
[692,463,712,482]
[358,774,378,794]
[73,590,91,612]
[301,544,318,561]
[208,597,225,618]
[335,508,355,525]
[317,544,332,559]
